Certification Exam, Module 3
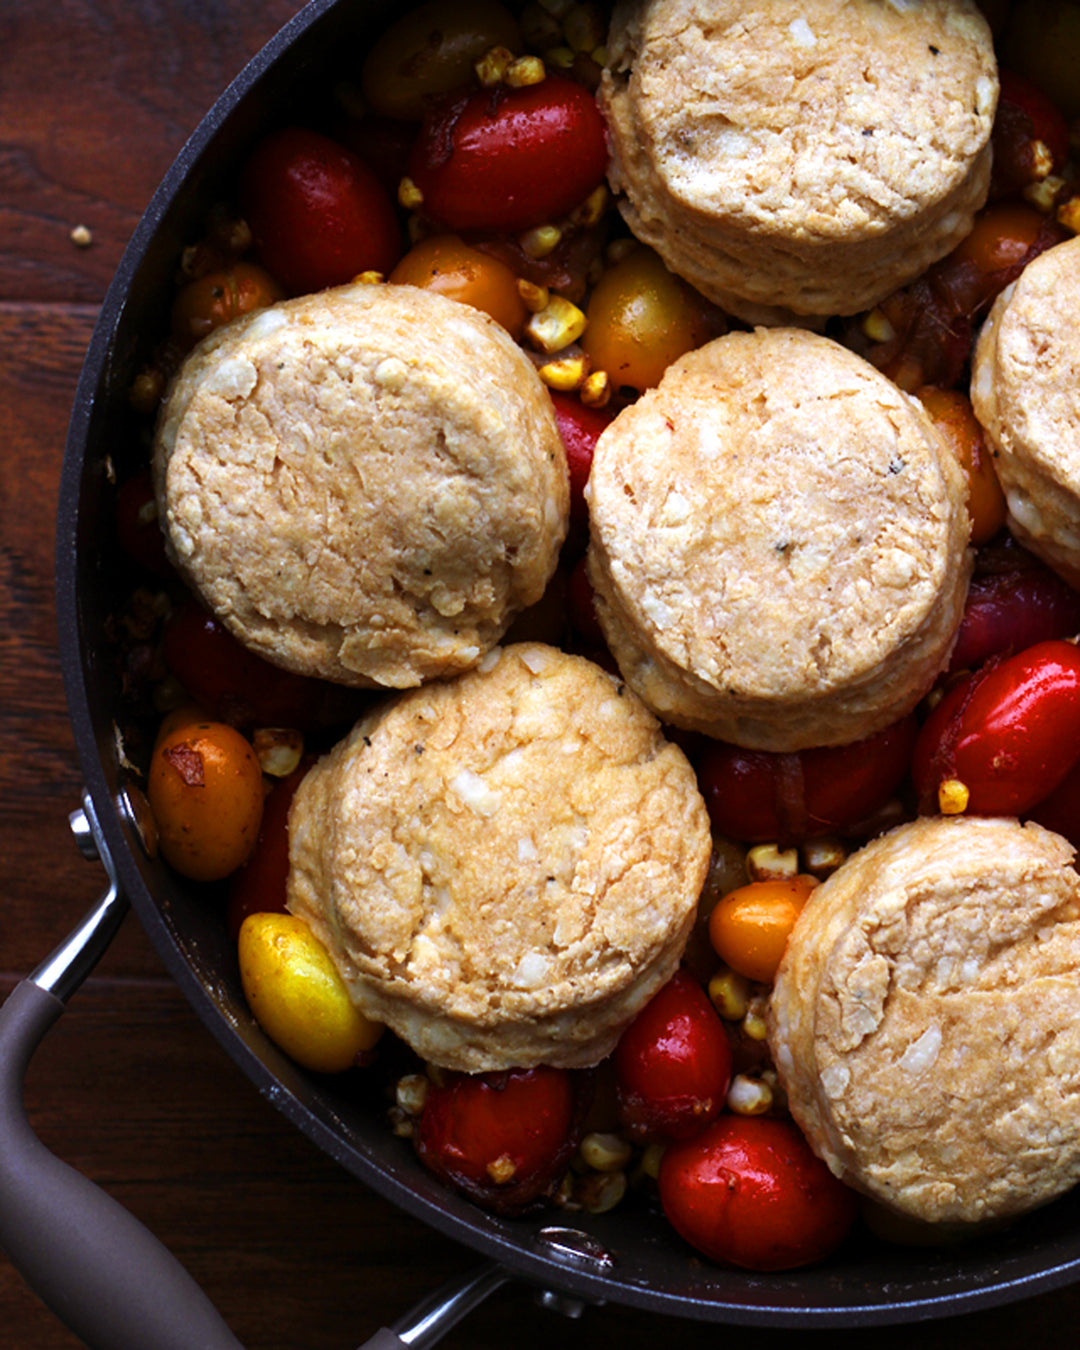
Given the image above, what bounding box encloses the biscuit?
[600,0,997,320]
[286,643,711,1072]
[768,815,1080,1227]
[153,283,569,689]
[586,328,972,751]
[971,237,1080,587]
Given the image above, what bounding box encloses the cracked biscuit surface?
[768,816,1080,1227]
[586,327,972,751]
[286,643,711,1072]
[971,236,1080,588]
[600,0,997,319]
[153,283,568,689]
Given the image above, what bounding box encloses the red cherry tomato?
[415,1065,582,1213]
[226,761,311,941]
[163,601,363,734]
[912,640,1080,817]
[240,126,402,294]
[549,389,612,542]
[408,75,607,232]
[613,970,732,1143]
[990,68,1071,201]
[947,543,1080,675]
[115,468,173,578]
[659,1115,858,1271]
[1028,755,1080,847]
[698,715,918,844]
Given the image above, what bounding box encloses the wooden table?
[3,2,1080,1346]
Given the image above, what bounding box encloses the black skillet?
[3,1,1080,1345]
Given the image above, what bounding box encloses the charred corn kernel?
[520,1,562,48]
[570,183,609,227]
[544,45,576,70]
[746,843,799,882]
[538,354,589,390]
[580,369,611,407]
[398,177,424,210]
[1025,174,1065,213]
[727,1073,774,1116]
[520,223,563,259]
[517,278,550,312]
[525,294,587,351]
[253,727,304,778]
[579,1132,633,1173]
[475,45,514,86]
[802,837,848,879]
[939,778,970,815]
[862,307,897,343]
[565,2,605,51]
[395,1073,429,1116]
[742,995,770,1042]
[574,1170,627,1214]
[353,270,385,285]
[708,966,751,1020]
[506,54,547,87]
[1058,195,1080,235]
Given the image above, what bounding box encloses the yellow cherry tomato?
[238,913,382,1074]
[581,245,722,394]
[148,719,265,882]
[171,261,285,348]
[916,385,1006,546]
[708,876,817,984]
[361,0,523,121]
[389,234,528,337]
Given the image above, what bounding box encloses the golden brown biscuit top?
[606,0,997,240]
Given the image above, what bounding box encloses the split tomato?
[613,970,732,1143]
[659,1115,858,1271]
[912,640,1080,817]
[240,125,402,294]
[408,74,607,232]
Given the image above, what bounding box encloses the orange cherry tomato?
[389,234,528,336]
[148,719,265,882]
[916,385,1006,546]
[361,0,523,122]
[708,876,817,984]
[170,261,285,348]
[949,202,1044,276]
[582,245,721,394]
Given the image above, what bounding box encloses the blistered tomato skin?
[659,1115,858,1271]
[147,719,265,882]
[240,126,402,294]
[912,640,1080,817]
[613,970,732,1143]
[238,913,382,1074]
[408,75,608,233]
[698,715,918,844]
[415,1065,581,1213]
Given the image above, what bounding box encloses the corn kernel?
[742,995,770,1042]
[538,354,589,391]
[801,837,847,879]
[708,966,751,1020]
[605,236,639,265]
[543,45,576,70]
[506,55,547,88]
[1024,174,1065,214]
[1031,139,1055,181]
[394,1073,429,1117]
[570,184,609,228]
[388,1106,415,1139]
[591,44,609,66]
[397,177,424,210]
[520,224,563,259]
[70,223,93,248]
[727,1073,774,1116]
[353,270,384,285]
[129,368,165,414]
[525,294,587,352]
[938,778,970,815]
[580,369,611,407]
[487,1153,517,1184]
[517,278,550,312]
[252,727,304,778]
[638,1142,665,1181]
[564,2,605,52]
[862,307,896,343]
[574,1170,627,1214]
[579,1131,633,1173]
[746,843,799,882]
[1058,195,1080,236]
[475,45,515,86]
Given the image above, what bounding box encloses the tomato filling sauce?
[113,0,1080,1272]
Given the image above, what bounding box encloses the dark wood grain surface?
[4,3,1080,1346]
